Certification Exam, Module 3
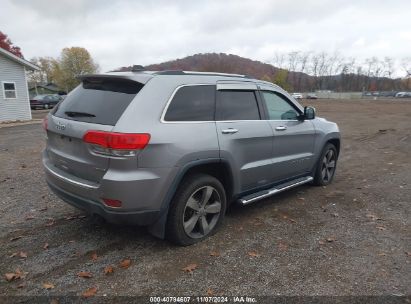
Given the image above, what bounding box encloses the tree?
[401,57,411,89]
[296,52,310,91]
[261,74,272,82]
[273,52,287,69]
[53,47,99,92]
[27,57,58,86]
[382,57,395,90]
[401,57,411,77]
[0,31,23,58]
[273,70,291,91]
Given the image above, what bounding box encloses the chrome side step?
[239,176,313,205]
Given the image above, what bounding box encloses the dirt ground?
[0,99,410,300]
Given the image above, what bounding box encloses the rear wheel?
[313,143,338,186]
[166,174,226,246]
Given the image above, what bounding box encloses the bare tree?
[401,57,411,77]
[401,57,411,89]
[382,57,395,90]
[287,51,300,90]
[314,52,330,90]
[273,52,287,69]
[296,52,310,91]
[27,56,59,94]
[271,50,401,92]
[383,57,394,78]
[341,57,356,91]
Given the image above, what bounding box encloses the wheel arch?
[312,137,340,186]
[179,162,234,203]
[311,134,341,174]
[326,137,340,156]
[147,158,236,239]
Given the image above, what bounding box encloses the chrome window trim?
[216,82,258,91]
[258,86,304,113]
[160,84,214,124]
[160,83,305,124]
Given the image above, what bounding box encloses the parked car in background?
[43,70,340,245]
[395,92,411,98]
[291,92,303,99]
[30,94,62,109]
[378,91,397,97]
[307,93,318,99]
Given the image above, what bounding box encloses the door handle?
[275,126,287,131]
[222,128,239,134]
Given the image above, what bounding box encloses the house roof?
[0,47,40,71]
[29,83,61,92]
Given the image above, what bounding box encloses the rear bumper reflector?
[102,198,122,208]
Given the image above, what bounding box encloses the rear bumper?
[42,150,178,226]
[47,181,160,225]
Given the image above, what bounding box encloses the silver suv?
[42,71,340,245]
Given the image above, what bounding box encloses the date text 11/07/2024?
[149,296,257,303]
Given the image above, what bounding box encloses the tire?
[166,174,227,246]
[313,143,338,186]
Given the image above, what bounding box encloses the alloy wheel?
[183,186,222,239]
[321,149,336,182]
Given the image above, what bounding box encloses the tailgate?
[45,76,144,183]
[46,117,113,183]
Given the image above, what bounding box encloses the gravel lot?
[0,99,410,300]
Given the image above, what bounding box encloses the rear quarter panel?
[112,76,220,168]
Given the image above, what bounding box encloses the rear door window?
[164,85,215,121]
[217,90,260,120]
[53,78,143,125]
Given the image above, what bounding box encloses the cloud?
[1,0,410,74]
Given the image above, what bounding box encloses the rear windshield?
[53,78,143,125]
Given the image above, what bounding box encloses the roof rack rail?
[154,70,250,78]
[154,70,185,75]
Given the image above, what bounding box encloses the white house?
[0,47,40,122]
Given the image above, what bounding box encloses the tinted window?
[164,85,215,121]
[261,91,299,120]
[218,91,260,120]
[53,78,143,125]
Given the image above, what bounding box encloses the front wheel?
[313,143,338,186]
[166,174,226,246]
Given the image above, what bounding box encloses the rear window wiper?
[65,111,96,117]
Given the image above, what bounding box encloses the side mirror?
[303,106,316,120]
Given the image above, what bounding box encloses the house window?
[3,82,17,99]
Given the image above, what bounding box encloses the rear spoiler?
[77,73,153,84]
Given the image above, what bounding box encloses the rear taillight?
[83,131,150,156]
[42,116,48,131]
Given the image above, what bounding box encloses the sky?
[1,0,410,75]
